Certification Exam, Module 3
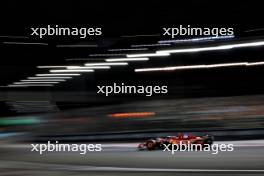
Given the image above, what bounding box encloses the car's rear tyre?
[146,140,156,150]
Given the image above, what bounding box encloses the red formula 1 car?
[138,133,214,150]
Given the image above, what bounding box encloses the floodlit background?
[0,0,264,175]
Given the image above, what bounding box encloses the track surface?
[0,141,263,175]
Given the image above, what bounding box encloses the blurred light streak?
[105,58,149,62]
[135,61,264,72]
[0,117,41,126]
[131,43,171,47]
[90,53,126,57]
[50,69,94,73]
[21,79,66,82]
[158,35,235,44]
[3,42,48,45]
[7,84,54,87]
[0,35,29,39]
[108,48,148,51]
[244,28,264,32]
[85,62,128,66]
[66,66,110,69]
[28,77,72,79]
[127,52,170,58]
[66,58,105,61]
[14,82,59,84]
[37,66,79,68]
[157,41,264,54]
[108,112,156,118]
[36,74,81,76]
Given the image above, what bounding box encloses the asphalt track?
[0,140,263,176]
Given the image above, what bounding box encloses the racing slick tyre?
[146,140,156,150]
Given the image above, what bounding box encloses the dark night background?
[0,1,264,175]
[0,0,264,115]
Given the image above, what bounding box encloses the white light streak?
[66,58,105,61]
[105,58,149,62]
[108,48,148,51]
[37,66,79,68]
[5,85,29,87]
[126,52,170,58]
[36,74,81,76]
[158,35,235,44]
[3,42,48,45]
[89,53,126,57]
[131,43,171,47]
[0,35,28,39]
[21,79,66,82]
[66,66,110,69]
[85,62,128,66]
[157,41,264,54]
[14,82,59,84]
[28,77,72,79]
[50,69,94,73]
[7,84,54,87]
[135,61,264,72]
